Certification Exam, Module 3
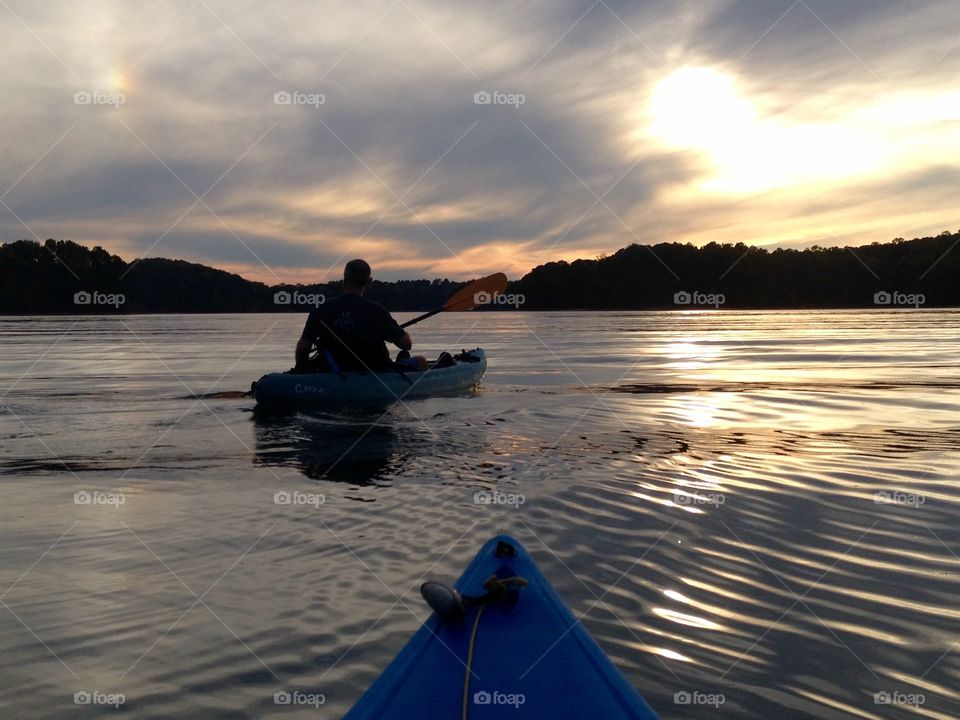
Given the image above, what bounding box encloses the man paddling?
[295,259,413,372]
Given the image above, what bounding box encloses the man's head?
[343,259,372,292]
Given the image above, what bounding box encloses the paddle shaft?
[399,273,508,329]
[400,307,441,329]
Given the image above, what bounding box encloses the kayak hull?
[253,349,486,407]
[344,534,660,719]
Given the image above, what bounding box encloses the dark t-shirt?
[301,294,404,371]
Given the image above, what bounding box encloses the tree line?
[513,232,959,309]
[0,233,957,314]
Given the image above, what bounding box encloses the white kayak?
[252,348,486,407]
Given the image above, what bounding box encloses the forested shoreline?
[1,232,957,313]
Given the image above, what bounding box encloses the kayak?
[344,534,660,719]
[252,348,486,407]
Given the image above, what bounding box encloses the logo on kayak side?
[674,690,725,708]
[474,489,525,508]
[473,690,525,708]
[294,383,327,395]
[274,490,325,508]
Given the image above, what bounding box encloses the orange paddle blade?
[443,273,508,312]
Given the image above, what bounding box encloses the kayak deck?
[344,534,660,719]
[252,348,486,407]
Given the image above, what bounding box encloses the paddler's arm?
[394,331,412,351]
[295,312,319,368]
[295,335,313,367]
[382,308,412,351]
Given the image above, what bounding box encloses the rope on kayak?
[461,575,528,720]
[462,602,487,720]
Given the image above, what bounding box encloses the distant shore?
[1,232,957,313]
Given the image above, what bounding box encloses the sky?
[0,0,958,283]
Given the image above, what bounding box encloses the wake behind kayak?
[252,348,486,408]
[344,534,660,719]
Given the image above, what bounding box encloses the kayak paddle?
[400,272,508,328]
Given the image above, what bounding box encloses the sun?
[648,66,883,194]
[110,68,131,94]
[650,67,755,150]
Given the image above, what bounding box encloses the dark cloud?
[5,158,196,221]
[124,228,334,273]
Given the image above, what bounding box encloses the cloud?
[0,0,958,281]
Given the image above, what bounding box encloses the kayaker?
[295,259,414,372]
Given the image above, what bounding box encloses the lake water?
[1,310,959,719]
